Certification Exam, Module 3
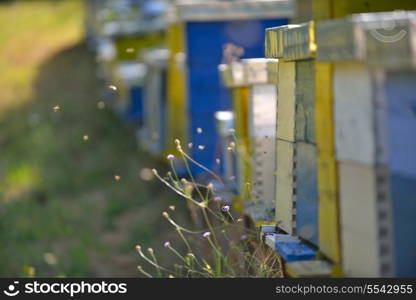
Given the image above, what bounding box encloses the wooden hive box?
[166,0,294,177]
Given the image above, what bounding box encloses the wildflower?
[147,248,154,254]
[188,142,193,148]
[167,154,175,160]
[180,178,188,184]
[114,175,121,181]
[227,146,233,152]
[216,158,221,164]
[53,105,60,112]
[229,141,236,148]
[240,234,248,241]
[222,205,230,212]
[169,205,175,211]
[168,275,175,278]
[162,211,169,218]
[135,245,142,252]
[213,196,222,202]
[207,183,214,190]
[198,145,205,150]
[152,169,158,175]
[197,127,203,134]
[83,135,89,141]
[202,232,211,238]
[126,47,135,53]
[164,241,171,247]
[108,85,117,91]
[236,218,243,223]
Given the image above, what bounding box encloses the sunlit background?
[0,0,188,277]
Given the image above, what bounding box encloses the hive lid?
[168,0,295,22]
[363,11,416,69]
[316,10,416,69]
[282,21,316,61]
[242,58,279,85]
[265,24,299,58]
[218,62,247,87]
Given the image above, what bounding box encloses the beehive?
[112,61,147,122]
[214,111,236,189]
[242,58,278,223]
[265,22,318,245]
[165,0,294,177]
[218,62,250,213]
[311,0,416,276]
[317,11,416,277]
[140,48,170,154]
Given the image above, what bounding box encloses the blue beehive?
[171,0,294,177]
[124,85,144,123]
[384,71,416,277]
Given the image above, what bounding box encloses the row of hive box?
[217,12,416,277]
[86,0,416,277]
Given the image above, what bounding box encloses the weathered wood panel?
[295,142,319,245]
[276,61,296,141]
[247,84,277,222]
[275,139,295,234]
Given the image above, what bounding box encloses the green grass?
[0,0,189,277]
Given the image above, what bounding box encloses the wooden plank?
[333,62,376,165]
[295,60,316,144]
[295,142,319,246]
[142,50,169,154]
[332,0,416,19]
[232,87,251,211]
[339,162,381,277]
[315,62,334,153]
[315,62,341,265]
[276,61,296,142]
[383,71,416,276]
[283,21,316,61]
[248,84,277,222]
[166,22,187,157]
[384,71,416,178]
[275,139,295,234]
[390,172,416,277]
[317,151,341,265]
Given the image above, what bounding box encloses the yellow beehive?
[312,0,416,276]
[165,22,187,158]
